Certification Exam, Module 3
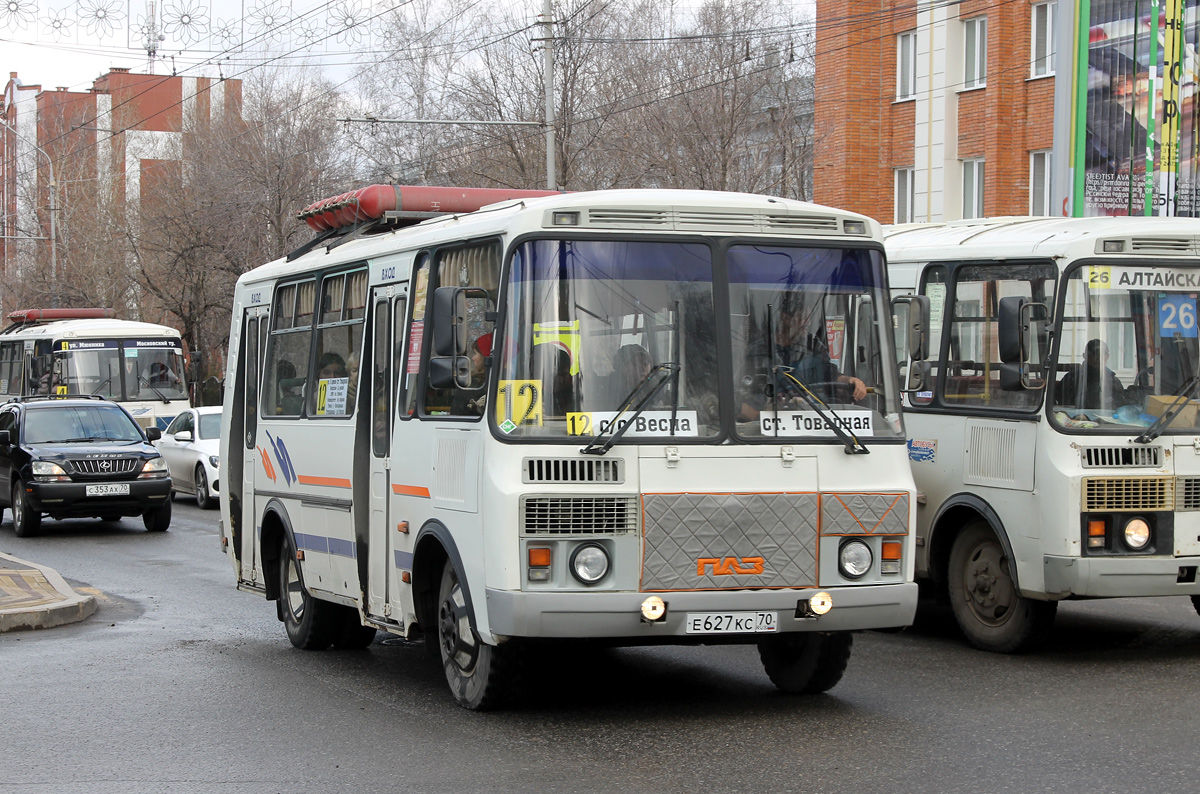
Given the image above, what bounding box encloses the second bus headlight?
[1123,517,1151,550]
[570,544,610,585]
[839,539,873,579]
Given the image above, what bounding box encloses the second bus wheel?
[947,521,1057,653]
[279,536,339,650]
[757,632,852,694]
[436,559,520,710]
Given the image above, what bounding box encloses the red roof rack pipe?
[7,308,116,323]
[298,185,562,232]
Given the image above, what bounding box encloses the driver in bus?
[1057,338,1129,410]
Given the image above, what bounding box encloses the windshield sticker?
[60,340,119,351]
[567,410,699,437]
[497,380,544,428]
[1092,265,1200,291]
[1158,295,1199,338]
[925,283,946,335]
[758,410,873,437]
[406,321,424,375]
[907,439,937,463]
[532,320,582,375]
[316,377,349,415]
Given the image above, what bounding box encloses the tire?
[195,465,214,510]
[143,499,172,532]
[100,514,122,523]
[11,481,40,538]
[332,607,378,650]
[757,632,853,694]
[1191,595,1200,618]
[947,521,1057,653]
[279,536,338,650]
[437,559,520,710]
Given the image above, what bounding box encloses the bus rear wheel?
[436,560,518,710]
[948,521,1056,653]
[757,632,852,694]
[279,536,338,650]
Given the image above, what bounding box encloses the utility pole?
[540,0,556,190]
[0,118,58,294]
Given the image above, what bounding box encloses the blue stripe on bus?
[294,533,328,553]
[394,550,414,570]
[327,537,356,558]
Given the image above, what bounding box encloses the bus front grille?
[1081,446,1162,468]
[1082,477,1174,511]
[520,495,638,535]
[1176,478,1200,510]
[522,457,623,484]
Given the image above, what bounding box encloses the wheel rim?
[439,574,479,673]
[284,554,305,621]
[13,486,24,525]
[197,469,208,503]
[960,537,1017,627]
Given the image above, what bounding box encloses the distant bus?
[0,308,189,429]
[886,216,1200,653]
[220,185,920,709]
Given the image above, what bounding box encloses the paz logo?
[532,320,581,375]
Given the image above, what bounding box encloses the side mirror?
[433,286,493,357]
[428,356,471,390]
[175,430,193,443]
[891,294,931,362]
[146,427,162,441]
[998,296,1049,390]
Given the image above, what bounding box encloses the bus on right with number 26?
[886,216,1200,652]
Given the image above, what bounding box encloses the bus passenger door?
[242,308,268,586]
[367,288,405,620]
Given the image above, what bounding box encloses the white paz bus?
[0,308,189,429]
[220,185,921,709]
[887,216,1200,653]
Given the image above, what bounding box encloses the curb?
[0,551,98,633]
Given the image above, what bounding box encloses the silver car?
[155,406,222,509]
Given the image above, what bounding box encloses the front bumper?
[1043,555,1200,598]
[485,582,918,640]
[28,478,173,518]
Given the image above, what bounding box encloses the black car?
[0,396,174,536]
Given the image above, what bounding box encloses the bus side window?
[913,265,946,406]
[309,268,368,418]
[404,254,430,418]
[263,281,315,418]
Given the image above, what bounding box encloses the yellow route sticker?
[1087,265,1112,289]
[496,380,543,431]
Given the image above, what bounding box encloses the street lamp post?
[0,118,59,285]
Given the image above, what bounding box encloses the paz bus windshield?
[46,339,187,402]
[1051,261,1200,434]
[495,238,902,442]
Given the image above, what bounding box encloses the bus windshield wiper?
[580,363,679,456]
[1136,375,1200,443]
[139,376,171,403]
[775,366,869,455]
[90,376,111,396]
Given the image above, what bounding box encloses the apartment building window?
[898,31,917,100]
[1031,2,1057,77]
[962,159,985,218]
[964,17,987,88]
[895,168,916,223]
[1030,151,1053,215]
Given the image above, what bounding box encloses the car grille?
[69,458,140,477]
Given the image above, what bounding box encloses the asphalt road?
[2,500,1199,794]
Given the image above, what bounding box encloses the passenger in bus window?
[317,351,348,379]
[277,361,305,415]
[1057,339,1128,409]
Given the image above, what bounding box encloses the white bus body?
[886,216,1200,652]
[220,187,919,709]
[0,310,189,429]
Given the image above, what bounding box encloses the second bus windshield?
[50,340,187,402]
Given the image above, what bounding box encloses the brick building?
[814,0,1058,224]
[1,69,242,310]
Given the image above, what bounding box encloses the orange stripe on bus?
[392,483,431,498]
[296,475,353,489]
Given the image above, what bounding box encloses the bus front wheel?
[279,536,338,650]
[757,632,852,694]
[436,560,519,710]
[948,521,1056,653]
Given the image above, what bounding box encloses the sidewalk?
[0,551,98,632]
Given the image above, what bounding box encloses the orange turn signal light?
[1088,520,1106,537]
[881,541,902,560]
[528,548,552,567]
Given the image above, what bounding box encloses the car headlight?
[139,456,170,479]
[569,544,610,585]
[838,539,873,579]
[1123,517,1151,550]
[31,460,70,482]
[209,455,220,469]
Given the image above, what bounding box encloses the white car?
[156,406,222,509]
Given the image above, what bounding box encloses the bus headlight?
[1123,518,1151,550]
[838,539,873,579]
[570,544,610,585]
